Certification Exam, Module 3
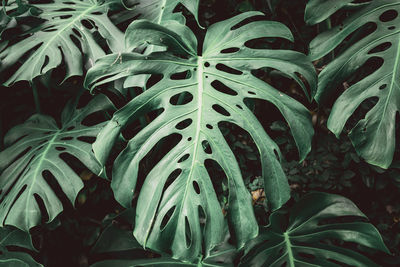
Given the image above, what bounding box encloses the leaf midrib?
[25,131,60,228]
[29,3,99,78]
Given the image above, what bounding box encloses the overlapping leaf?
[240,192,389,267]
[0,0,124,86]
[308,0,400,168]
[85,12,316,261]
[0,227,42,266]
[304,0,371,25]
[0,95,114,231]
[114,0,200,25]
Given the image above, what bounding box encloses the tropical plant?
[240,192,389,267]
[85,11,316,261]
[307,0,400,169]
[0,94,114,231]
[0,0,395,266]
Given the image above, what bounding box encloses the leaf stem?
[32,82,41,114]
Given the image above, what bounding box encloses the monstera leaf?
[240,192,389,267]
[308,0,400,169]
[115,0,200,25]
[0,0,124,86]
[304,0,371,25]
[0,226,42,266]
[85,12,316,261]
[0,95,114,231]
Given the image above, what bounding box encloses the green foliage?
[240,192,389,267]
[0,95,114,231]
[117,0,200,25]
[308,0,400,169]
[0,0,396,266]
[0,227,42,266]
[85,12,316,261]
[0,0,124,85]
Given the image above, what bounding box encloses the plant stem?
[32,82,41,114]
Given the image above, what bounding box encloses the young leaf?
[85,12,316,261]
[240,192,389,267]
[0,95,114,231]
[0,0,124,86]
[309,0,400,168]
[0,226,42,266]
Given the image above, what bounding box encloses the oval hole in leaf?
[198,205,206,230]
[211,80,238,96]
[170,92,193,105]
[212,104,230,116]
[193,181,200,194]
[164,169,182,191]
[368,42,392,54]
[216,64,243,75]
[178,154,190,163]
[185,216,192,248]
[379,9,398,22]
[175,118,193,130]
[202,140,212,154]
[81,19,94,30]
[160,206,176,231]
[170,70,192,80]
[379,84,387,90]
[60,136,73,141]
[55,146,66,151]
[220,47,240,54]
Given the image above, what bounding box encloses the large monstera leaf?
[0,226,42,266]
[116,0,200,25]
[308,0,400,169]
[85,12,316,261]
[0,95,114,231]
[0,0,124,86]
[240,192,389,267]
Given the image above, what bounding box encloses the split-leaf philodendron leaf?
[85,12,316,261]
[0,0,124,86]
[0,95,114,231]
[0,227,42,266]
[308,0,400,169]
[240,192,389,267]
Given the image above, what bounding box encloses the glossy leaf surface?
[85,12,316,261]
[0,0,124,85]
[240,192,389,267]
[309,0,400,168]
[0,95,114,231]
